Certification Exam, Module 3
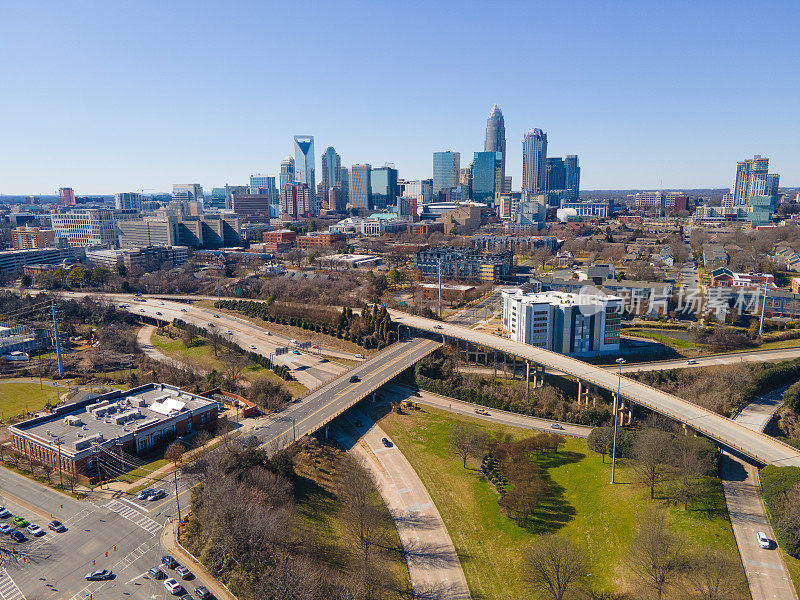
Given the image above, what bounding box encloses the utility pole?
[759,279,768,337]
[438,259,442,318]
[174,469,181,521]
[611,357,626,484]
[51,299,64,378]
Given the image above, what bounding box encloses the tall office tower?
[564,155,580,200]
[115,192,143,212]
[471,152,503,204]
[293,135,316,212]
[172,184,204,203]
[249,174,276,199]
[484,104,506,193]
[503,176,512,193]
[433,151,460,195]
[321,146,342,197]
[522,129,547,201]
[280,156,295,191]
[403,179,433,208]
[370,165,399,210]
[339,166,349,193]
[349,164,372,210]
[545,158,566,191]
[326,187,349,213]
[59,188,76,206]
[280,182,311,220]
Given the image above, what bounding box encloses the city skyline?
[1,1,798,195]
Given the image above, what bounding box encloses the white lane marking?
[101,501,162,535]
[0,569,25,600]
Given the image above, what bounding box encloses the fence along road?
[391,311,800,467]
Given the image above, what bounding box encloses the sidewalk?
[161,519,237,600]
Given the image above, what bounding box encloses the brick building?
[11,227,56,250]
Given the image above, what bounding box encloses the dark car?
[349,375,360,383]
[85,569,113,581]
[162,555,178,568]
[381,437,393,448]
[9,530,26,543]
[48,520,66,532]
[149,566,166,580]
[194,586,212,599]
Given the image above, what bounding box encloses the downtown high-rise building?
[115,192,143,212]
[173,184,204,203]
[321,146,342,196]
[349,164,372,210]
[370,165,398,210]
[293,135,316,212]
[522,129,547,201]
[545,158,566,191]
[733,155,779,206]
[433,151,460,196]
[280,182,311,220]
[564,155,580,200]
[249,174,277,201]
[471,151,503,204]
[58,187,76,207]
[484,104,506,194]
[279,156,295,191]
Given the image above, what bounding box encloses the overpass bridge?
[250,337,441,450]
[391,311,800,467]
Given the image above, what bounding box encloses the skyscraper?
[733,155,779,206]
[471,152,503,204]
[293,135,316,212]
[370,165,398,210]
[339,167,349,193]
[433,151,460,196]
[350,164,372,211]
[115,192,142,212]
[321,146,342,197]
[564,155,580,200]
[249,174,276,201]
[280,156,295,191]
[484,105,506,193]
[545,158,566,191]
[280,182,311,220]
[173,184,204,203]
[522,129,547,201]
[58,187,75,206]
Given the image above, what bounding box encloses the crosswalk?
[0,569,25,600]
[68,541,156,600]
[101,500,163,535]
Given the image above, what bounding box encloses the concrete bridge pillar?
[493,350,498,379]
[526,360,531,399]
[578,380,591,406]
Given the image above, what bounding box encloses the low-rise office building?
[0,247,85,276]
[9,384,218,482]
[296,232,347,249]
[501,289,622,357]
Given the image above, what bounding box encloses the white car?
[163,578,183,595]
[355,354,365,359]
[27,524,44,536]
[0,506,11,518]
[685,359,698,365]
[249,344,257,350]
[757,531,771,549]
[0,523,11,534]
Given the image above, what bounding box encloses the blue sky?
[1,0,798,195]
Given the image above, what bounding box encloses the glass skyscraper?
[349,164,372,210]
[545,158,566,191]
[484,105,506,193]
[280,156,295,192]
[370,166,398,210]
[433,151,460,196]
[249,174,276,201]
[564,155,580,200]
[293,135,316,212]
[471,152,503,204]
[522,129,547,201]
[321,146,342,194]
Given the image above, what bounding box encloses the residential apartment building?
[522,129,547,201]
[501,289,621,358]
[11,227,55,250]
[633,191,688,212]
[415,247,512,282]
[471,235,558,253]
[280,182,312,220]
[51,209,140,247]
[114,192,143,212]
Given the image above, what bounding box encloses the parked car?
[162,555,178,568]
[349,375,360,383]
[381,437,393,448]
[26,524,44,536]
[550,423,565,430]
[164,578,183,595]
[149,566,166,580]
[147,490,167,501]
[175,565,193,580]
[0,523,12,534]
[138,489,154,500]
[757,531,771,549]
[354,353,364,359]
[9,530,26,543]
[0,506,11,518]
[292,349,301,355]
[85,569,113,581]
[12,516,28,528]
[685,359,698,365]
[48,520,66,532]
[194,586,212,599]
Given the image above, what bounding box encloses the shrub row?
[761,465,800,556]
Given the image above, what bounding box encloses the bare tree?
[684,546,748,600]
[669,435,713,511]
[165,441,185,466]
[448,423,487,468]
[587,426,614,463]
[523,533,588,600]
[223,349,250,389]
[632,429,672,499]
[629,508,687,600]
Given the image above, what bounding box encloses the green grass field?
[0,381,63,418]
[373,405,742,599]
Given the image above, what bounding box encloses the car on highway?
[757,531,771,549]
[292,349,301,355]
[474,408,490,416]
[149,566,166,579]
[48,520,65,532]
[249,344,257,349]
[0,506,11,518]
[162,555,178,568]
[12,516,28,528]
[290,339,298,345]
[164,578,184,595]
[175,565,194,580]
[685,359,698,365]
[156,311,163,316]
[180,308,187,312]
[147,489,167,501]
[140,308,146,313]
[265,331,271,335]
[550,423,565,430]
[85,569,113,581]
[26,524,44,536]
[213,314,220,318]
[354,353,364,359]
[194,586,212,599]
[433,324,443,329]
[0,523,12,534]
[225,329,232,334]
[9,530,26,543]
[138,488,154,500]
[381,437,393,448]
[349,375,360,383]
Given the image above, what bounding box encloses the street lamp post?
[611,357,626,484]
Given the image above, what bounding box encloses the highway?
[615,346,800,373]
[391,311,800,467]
